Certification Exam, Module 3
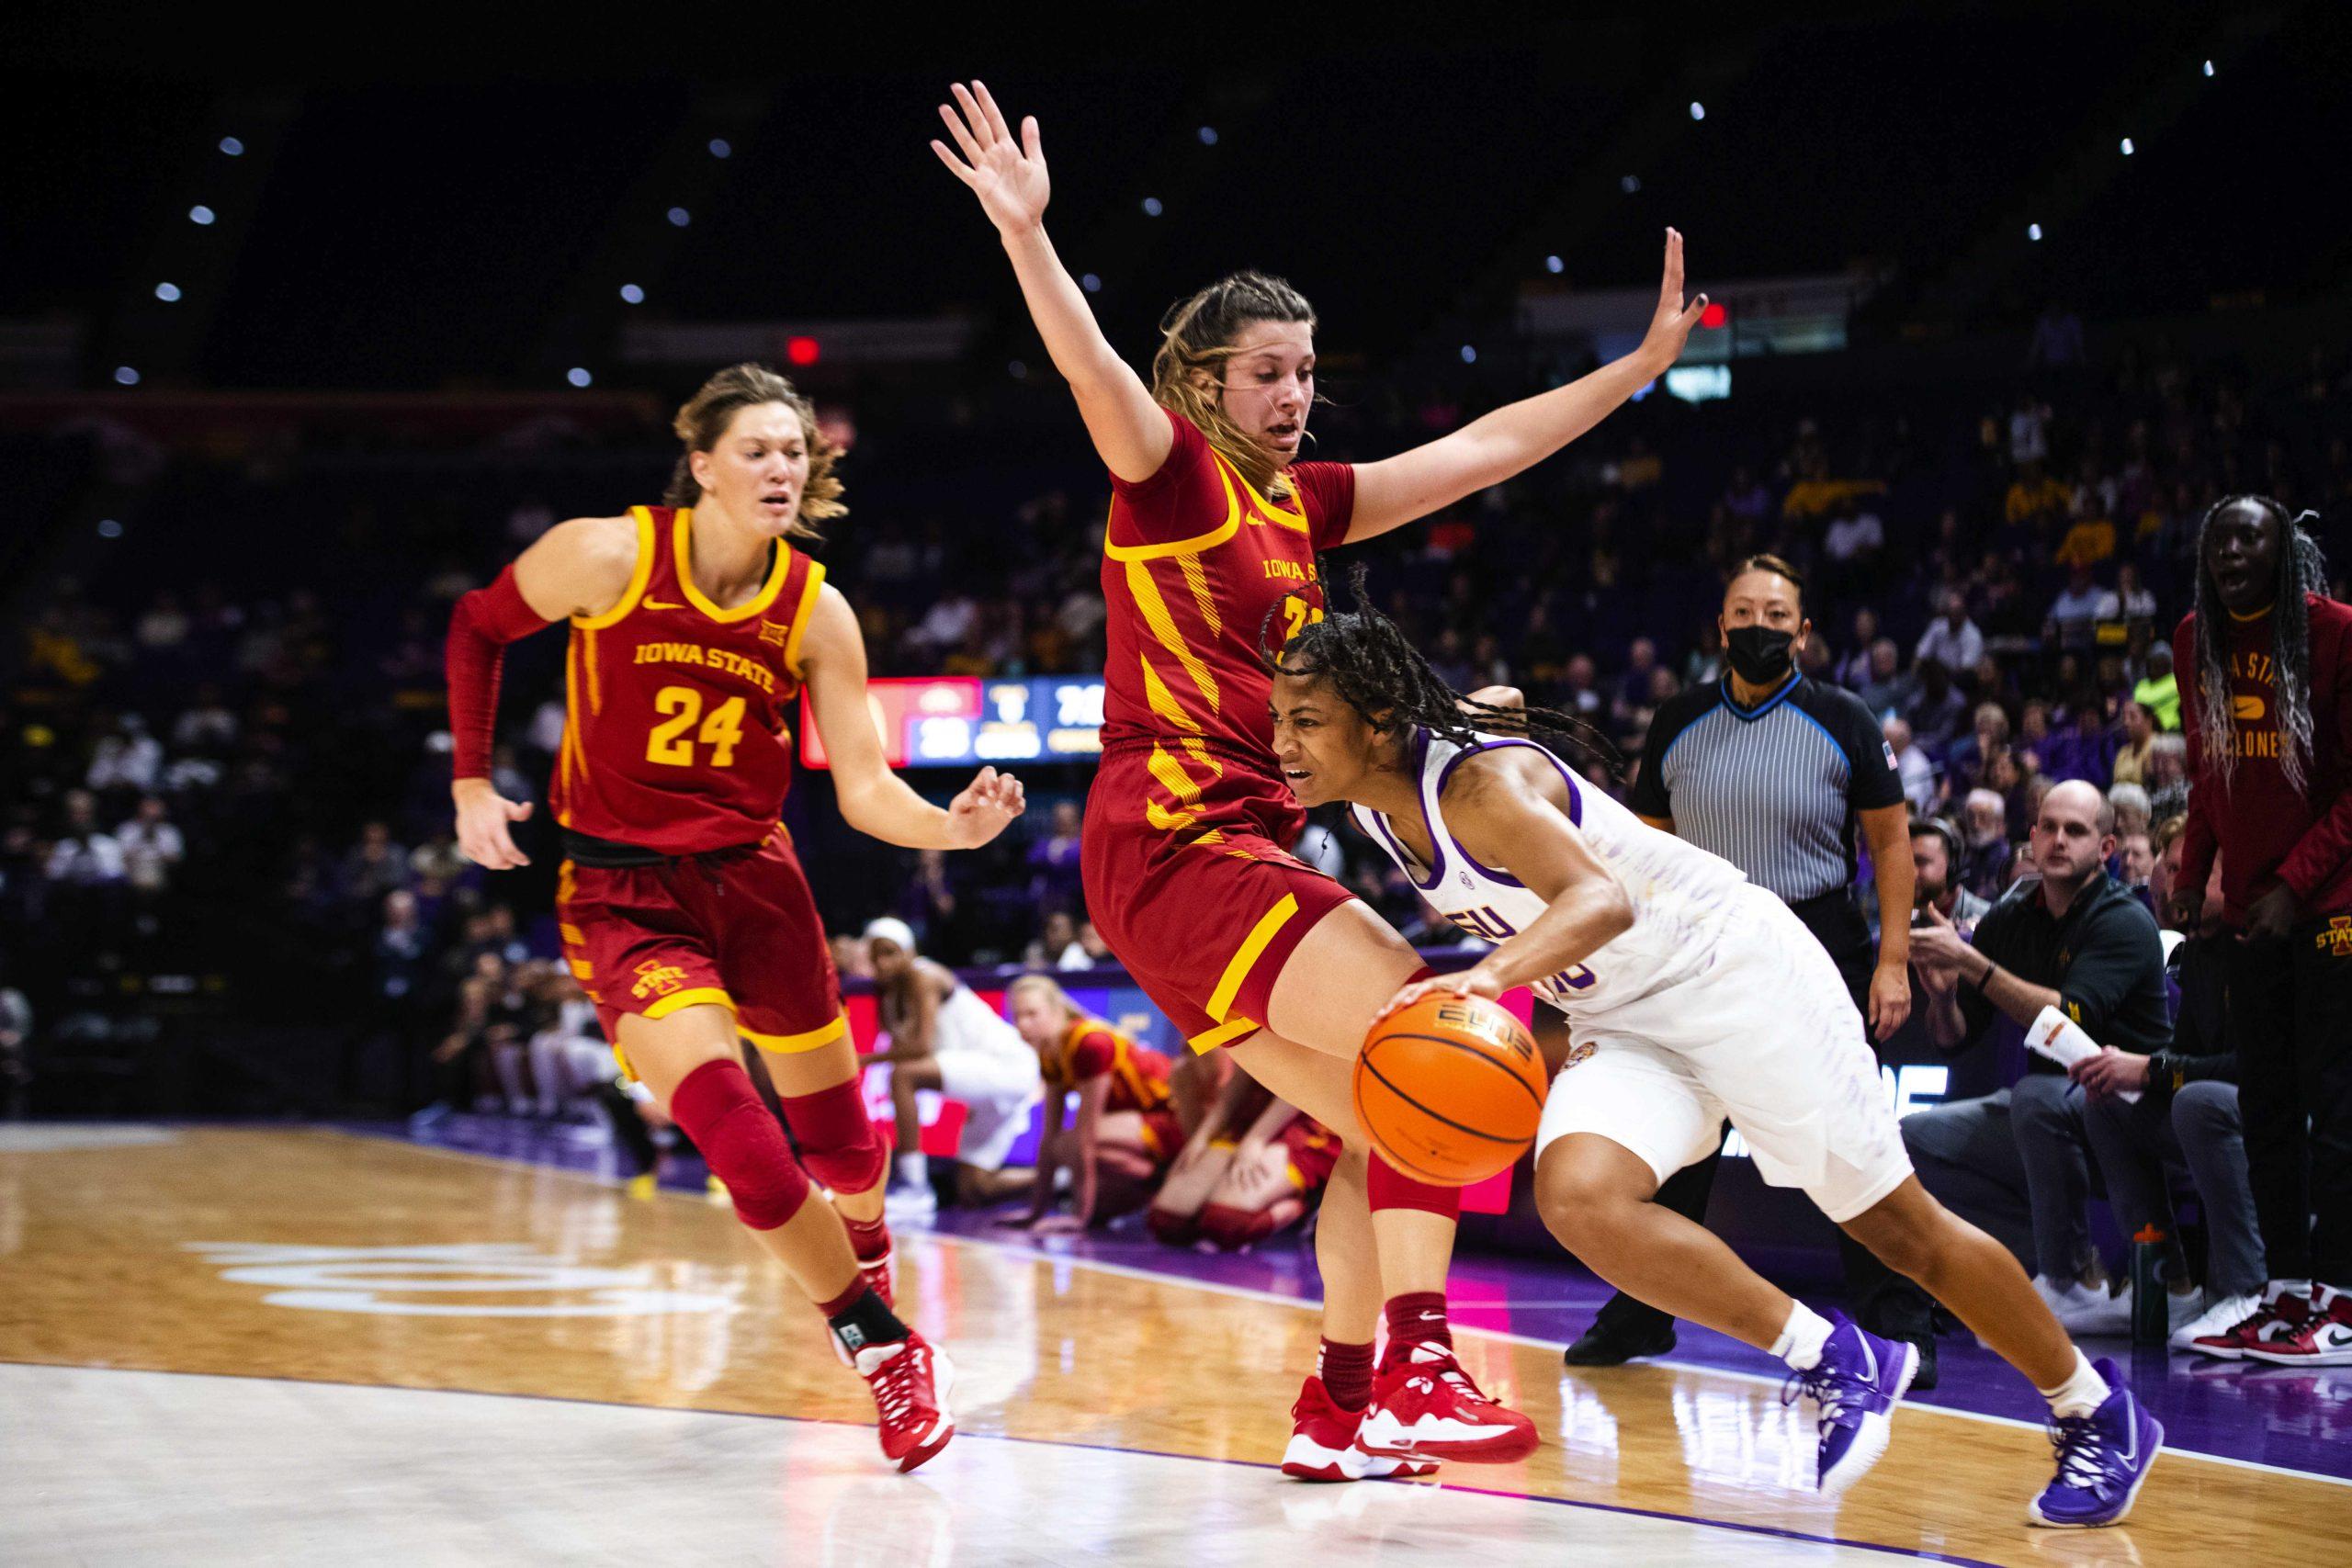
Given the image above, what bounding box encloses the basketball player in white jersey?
[866,918,1045,1217]
[1262,573,2162,1528]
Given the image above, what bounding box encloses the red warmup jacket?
[2176,594,2352,923]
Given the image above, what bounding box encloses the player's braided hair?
[2190,494,2327,796]
[662,362,844,537]
[1260,562,1623,781]
[1152,270,1318,502]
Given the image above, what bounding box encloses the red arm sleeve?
[2278,605,2352,900]
[1290,460,1357,551]
[2174,618,2220,903]
[446,565,555,781]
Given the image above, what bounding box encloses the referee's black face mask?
[1724,625,1796,684]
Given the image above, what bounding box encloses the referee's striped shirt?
[1627,672,1905,902]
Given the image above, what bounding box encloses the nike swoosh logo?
[2118,1404,2138,1463]
[641,597,686,610]
[1859,1337,1876,1382]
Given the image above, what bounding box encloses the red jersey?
[549,505,827,855]
[2177,596,2352,920]
[1039,1018,1172,1114]
[1099,410,1354,810]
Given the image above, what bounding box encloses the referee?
[1565,555,1919,1368]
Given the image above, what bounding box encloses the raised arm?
[446,515,639,870]
[933,81,1170,484]
[1346,231,1706,543]
[797,582,1025,850]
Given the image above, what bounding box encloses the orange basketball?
[1354,992,1549,1186]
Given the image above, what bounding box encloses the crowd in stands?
[6,333,2347,1280]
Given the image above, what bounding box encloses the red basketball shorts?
[556,828,845,1080]
[1082,742,1356,1054]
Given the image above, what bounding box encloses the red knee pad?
[670,1059,810,1231]
[1368,1151,1463,1221]
[778,1078,888,1196]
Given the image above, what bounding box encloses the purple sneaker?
[2028,1358,2163,1528]
[1782,1311,1919,1495]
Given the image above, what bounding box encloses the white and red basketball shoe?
[1355,1343,1539,1464]
[2187,1281,2313,1360]
[857,1332,955,1472]
[2244,1287,2352,1368]
[1282,1375,1439,1483]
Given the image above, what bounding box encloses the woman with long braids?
[933,78,1704,1478]
[2171,495,2352,1366]
[1269,571,2164,1525]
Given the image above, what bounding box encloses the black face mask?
[1724,625,1796,686]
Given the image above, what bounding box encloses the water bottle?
[2131,1225,2169,1346]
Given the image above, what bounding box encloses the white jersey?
[933,976,1036,1068]
[1351,728,1750,1023]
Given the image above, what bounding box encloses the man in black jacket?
[2076,844,2266,1351]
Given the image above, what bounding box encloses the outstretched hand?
[944,765,1026,849]
[1637,228,1708,374]
[931,80,1050,237]
[1375,963,1505,1026]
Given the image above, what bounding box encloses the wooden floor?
[2,1127,2342,1566]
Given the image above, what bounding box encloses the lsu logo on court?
[631,959,690,999]
[2315,917,2352,959]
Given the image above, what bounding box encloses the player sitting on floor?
[1148,1069,1344,1252]
[1004,975,1189,1231]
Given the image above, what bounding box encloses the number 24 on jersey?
[646,686,748,769]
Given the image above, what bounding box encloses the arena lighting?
[218,136,243,156]
[1197,126,1217,144]
[1545,254,1564,274]
[618,283,644,303]
[1141,197,1163,216]
[154,282,182,302]
[113,366,140,386]
[566,367,592,388]
[786,335,820,366]
[667,207,691,227]
[2120,137,2135,155]
[189,205,216,225]
[2028,222,2044,241]
[1621,175,1641,193]
[1689,101,1704,120]
[1699,301,1728,329]
[707,138,731,158]
[96,519,123,538]
[2203,59,2214,77]
[1080,273,1102,292]
[1460,345,1477,364]
[1008,359,1027,378]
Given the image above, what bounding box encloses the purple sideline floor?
[377,1112,2352,1484]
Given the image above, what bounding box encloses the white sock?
[1772,1302,1835,1371]
[895,1153,928,1187]
[2037,1349,2110,1420]
[2266,1278,2310,1305]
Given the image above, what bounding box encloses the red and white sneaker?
[857,1249,894,1311]
[1281,1375,1439,1483]
[2244,1288,2352,1368]
[856,1332,955,1473]
[2188,1283,2313,1360]
[1356,1343,1539,1464]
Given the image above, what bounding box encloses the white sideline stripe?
[347,1131,2352,1492]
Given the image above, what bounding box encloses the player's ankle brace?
[818,1280,909,1355]
[1367,1151,1463,1221]
[669,1059,810,1231]
[779,1077,888,1196]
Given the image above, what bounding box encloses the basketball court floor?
[5,1123,2346,1565]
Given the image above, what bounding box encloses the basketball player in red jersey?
[934,80,1704,1479]
[444,364,1024,1473]
[1007,974,1189,1231]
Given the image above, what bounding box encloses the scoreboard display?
[799,676,1106,770]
